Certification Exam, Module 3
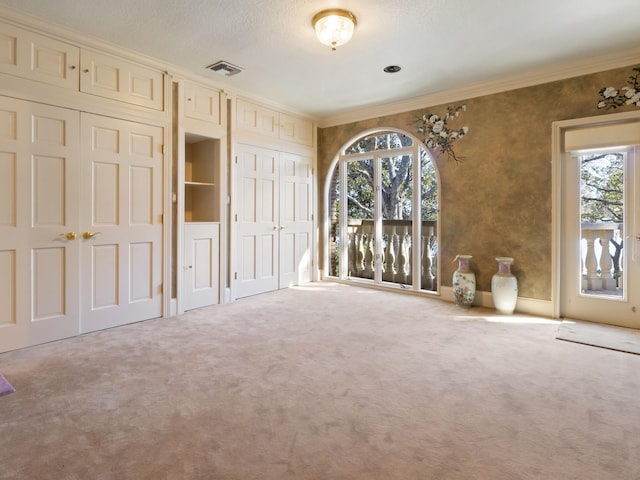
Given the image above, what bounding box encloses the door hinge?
[311,213,314,221]
[161,144,165,154]
[234,272,238,280]
[235,213,238,222]
[235,155,238,164]
[159,283,163,294]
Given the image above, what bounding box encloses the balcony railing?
[346,219,437,291]
[333,221,621,296]
[581,222,623,295]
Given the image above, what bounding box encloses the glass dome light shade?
[312,9,357,50]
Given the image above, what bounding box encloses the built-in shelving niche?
[184,134,220,223]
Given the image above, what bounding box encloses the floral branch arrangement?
[416,105,469,162]
[597,67,640,110]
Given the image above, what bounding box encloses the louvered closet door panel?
[80,113,163,333]
[0,97,80,353]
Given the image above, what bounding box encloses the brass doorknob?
[82,231,101,240]
[59,232,78,240]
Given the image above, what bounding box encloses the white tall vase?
[491,257,518,314]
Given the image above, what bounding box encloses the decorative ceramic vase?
[491,257,518,314]
[452,255,475,308]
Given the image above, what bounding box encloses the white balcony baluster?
[346,219,437,291]
[581,223,622,294]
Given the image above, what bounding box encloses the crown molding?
[317,46,640,128]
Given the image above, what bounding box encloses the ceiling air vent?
[206,61,243,77]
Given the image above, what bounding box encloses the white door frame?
[551,109,640,319]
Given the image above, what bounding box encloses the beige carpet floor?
[1,282,640,480]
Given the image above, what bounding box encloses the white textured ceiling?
[1,0,639,123]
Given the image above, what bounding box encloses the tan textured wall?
[317,64,639,300]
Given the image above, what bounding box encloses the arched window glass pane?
[345,132,413,154]
[328,130,438,293]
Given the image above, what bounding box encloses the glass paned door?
[561,148,640,328]
[381,155,414,287]
[579,153,624,298]
[346,158,375,281]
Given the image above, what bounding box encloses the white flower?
[417,105,468,160]
[597,68,640,110]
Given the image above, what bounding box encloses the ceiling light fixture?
[312,9,357,51]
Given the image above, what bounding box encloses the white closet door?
[183,223,219,310]
[279,152,313,288]
[0,97,80,352]
[235,144,279,298]
[80,114,163,333]
[234,145,314,298]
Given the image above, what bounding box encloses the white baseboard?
[439,286,554,318]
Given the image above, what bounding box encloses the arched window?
[326,129,439,292]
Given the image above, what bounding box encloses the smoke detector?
[206,61,243,77]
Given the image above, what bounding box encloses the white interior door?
[279,152,313,288]
[234,144,314,298]
[80,113,163,333]
[183,223,219,310]
[0,97,80,352]
[561,146,640,328]
[235,144,279,298]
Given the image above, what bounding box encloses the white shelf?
[185,181,215,187]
